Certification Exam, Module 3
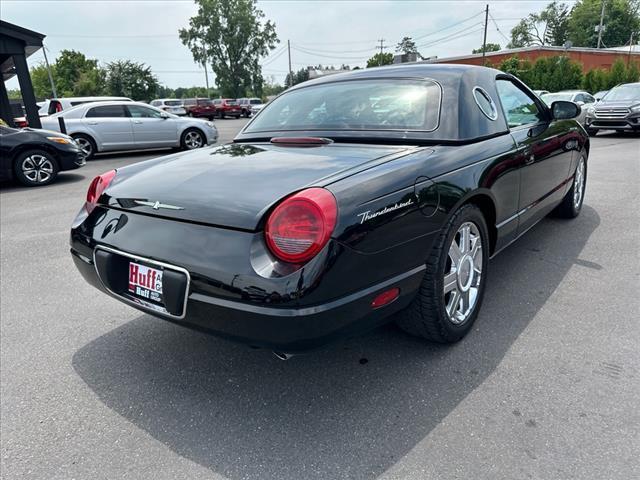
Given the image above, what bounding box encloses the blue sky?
[2,0,571,89]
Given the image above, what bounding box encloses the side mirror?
[551,100,580,120]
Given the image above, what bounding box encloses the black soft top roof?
[236,64,521,144]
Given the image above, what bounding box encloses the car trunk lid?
[105,142,413,230]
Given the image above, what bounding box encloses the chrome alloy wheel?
[443,222,483,325]
[184,131,204,149]
[573,157,586,209]
[21,154,54,184]
[75,137,93,158]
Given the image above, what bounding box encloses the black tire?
[586,128,598,136]
[71,133,96,160]
[555,154,586,218]
[13,149,59,187]
[397,204,490,343]
[181,128,206,150]
[243,110,249,118]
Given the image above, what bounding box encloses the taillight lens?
[85,170,116,213]
[265,188,337,264]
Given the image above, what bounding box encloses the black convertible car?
[70,65,588,355]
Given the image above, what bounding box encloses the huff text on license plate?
[129,262,163,303]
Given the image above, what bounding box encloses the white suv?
[149,99,187,116]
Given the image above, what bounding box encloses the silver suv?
[585,83,640,135]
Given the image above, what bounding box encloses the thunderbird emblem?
[134,200,184,210]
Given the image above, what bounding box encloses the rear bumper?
[70,207,429,352]
[71,247,423,351]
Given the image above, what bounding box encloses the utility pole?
[203,61,210,98]
[628,32,635,66]
[597,0,606,49]
[287,40,293,88]
[377,38,386,66]
[42,45,57,99]
[482,4,489,62]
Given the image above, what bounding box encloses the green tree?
[396,36,419,54]
[498,56,534,85]
[29,64,56,99]
[179,0,279,98]
[7,89,22,100]
[54,50,101,96]
[366,52,394,68]
[472,43,501,54]
[285,67,309,87]
[72,68,105,96]
[625,61,640,83]
[104,60,159,101]
[582,67,609,92]
[606,58,628,87]
[568,0,640,48]
[508,1,571,47]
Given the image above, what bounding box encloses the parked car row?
[538,83,640,135]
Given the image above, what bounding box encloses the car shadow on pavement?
[73,205,600,480]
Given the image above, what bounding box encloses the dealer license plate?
[128,261,163,306]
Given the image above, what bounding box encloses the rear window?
[86,105,128,118]
[198,99,214,105]
[245,79,441,133]
[165,100,182,106]
[250,99,262,105]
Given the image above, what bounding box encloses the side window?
[150,100,160,106]
[584,94,595,104]
[213,100,221,105]
[496,80,543,128]
[574,93,586,103]
[86,105,128,118]
[127,105,163,118]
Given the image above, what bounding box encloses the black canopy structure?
[1,21,45,128]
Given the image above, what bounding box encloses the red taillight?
[265,188,337,264]
[371,288,400,309]
[85,170,116,213]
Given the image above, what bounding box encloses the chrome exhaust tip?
[273,351,295,361]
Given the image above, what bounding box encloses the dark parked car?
[184,98,217,120]
[585,82,640,135]
[70,65,588,356]
[0,126,85,186]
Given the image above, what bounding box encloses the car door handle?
[87,121,98,125]
[133,120,143,124]
[524,149,535,165]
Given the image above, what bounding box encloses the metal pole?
[482,4,489,62]
[287,40,293,88]
[201,42,210,98]
[597,0,606,49]
[378,39,385,66]
[628,32,634,66]
[42,45,57,98]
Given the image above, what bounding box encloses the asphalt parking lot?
[1,119,639,480]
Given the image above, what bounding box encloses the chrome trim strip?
[92,245,191,320]
[190,264,426,317]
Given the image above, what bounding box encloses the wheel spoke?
[449,241,462,265]
[461,289,470,313]
[447,289,461,317]
[471,236,482,263]
[460,225,470,253]
[443,271,457,293]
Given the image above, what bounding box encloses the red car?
[212,98,242,119]
[183,98,217,120]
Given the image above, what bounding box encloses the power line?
[489,12,510,43]
[416,23,484,49]
[413,10,485,41]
